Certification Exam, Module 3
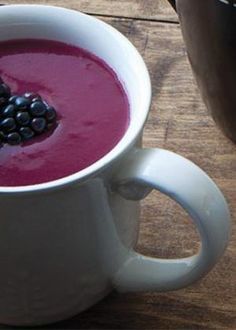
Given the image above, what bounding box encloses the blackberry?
[1,104,16,118]
[15,96,31,110]
[8,95,18,104]
[7,132,22,145]
[23,92,41,102]
[31,117,47,134]
[45,106,57,122]
[16,112,30,126]
[0,97,7,108]
[0,131,6,143]
[19,127,35,141]
[0,83,11,98]
[0,77,58,147]
[30,101,47,117]
[0,118,16,132]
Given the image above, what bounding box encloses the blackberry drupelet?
[0,131,5,144]
[31,117,47,133]
[30,101,47,117]
[19,127,35,140]
[45,106,57,122]
[7,132,21,145]
[0,118,16,132]
[0,83,11,98]
[9,95,18,104]
[16,112,30,126]
[23,92,42,102]
[0,79,57,146]
[14,96,31,110]
[2,104,16,118]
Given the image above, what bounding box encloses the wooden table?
[2,1,236,329]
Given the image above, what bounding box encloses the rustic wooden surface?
[2,1,236,329]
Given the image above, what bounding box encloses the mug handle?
[112,148,231,292]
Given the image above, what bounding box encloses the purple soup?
[0,39,130,186]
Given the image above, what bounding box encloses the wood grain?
[0,1,235,329]
[3,0,178,22]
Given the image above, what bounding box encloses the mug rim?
[0,4,151,194]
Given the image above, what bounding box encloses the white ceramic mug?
[0,5,231,327]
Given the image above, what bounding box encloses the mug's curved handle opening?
[111,148,231,292]
[167,0,177,11]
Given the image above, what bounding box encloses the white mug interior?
[0,5,151,192]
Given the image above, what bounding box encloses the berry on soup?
[0,96,7,107]
[16,111,31,126]
[0,78,57,147]
[0,83,11,98]
[30,101,47,117]
[23,92,41,101]
[8,95,18,104]
[0,117,16,132]
[31,117,47,133]
[45,106,57,122]
[0,131,6,143]
[7,132,22,145]
[2,104,16,118]
[15,96,31,110]
[19,127,35,141]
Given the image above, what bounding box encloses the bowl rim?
[0,4,151,194]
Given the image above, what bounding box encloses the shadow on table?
[35,290,231,330]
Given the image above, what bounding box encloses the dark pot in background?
[168,0,236,143]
